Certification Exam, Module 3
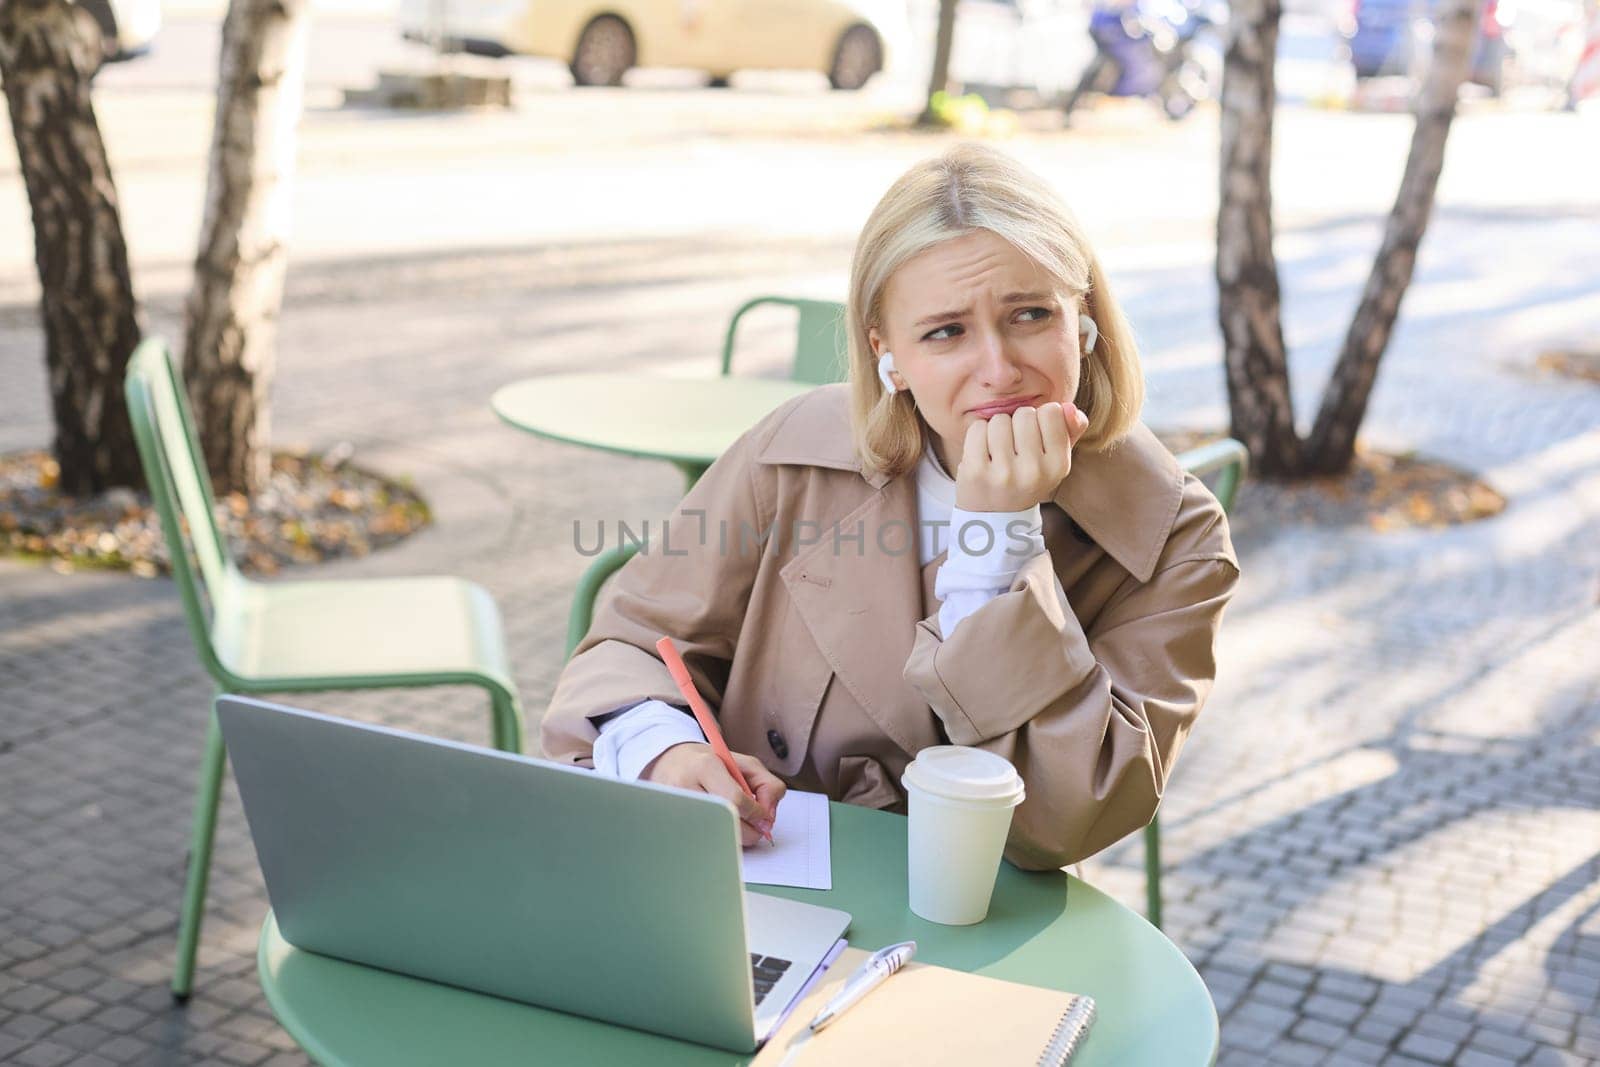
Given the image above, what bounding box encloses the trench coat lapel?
[776,474,940,758]
[1050,423,1184,583]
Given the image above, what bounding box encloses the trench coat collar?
[754,384,1185,583]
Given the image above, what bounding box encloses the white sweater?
[589,448,1047,779]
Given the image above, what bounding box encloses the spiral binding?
[1036,995,1097,1066]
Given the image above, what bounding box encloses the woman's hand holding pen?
[955,401,1089,513]
[642,743,786,847]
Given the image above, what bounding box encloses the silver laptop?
[215,695,851,1052]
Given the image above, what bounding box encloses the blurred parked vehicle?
[936,0,1095,103]
[1505,0,1588,90]
[1061,0,1226,120]
[73,0,162,73]
[1342,0,1584,96]
[398,0,896,88]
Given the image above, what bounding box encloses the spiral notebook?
[754,946,1096,1066]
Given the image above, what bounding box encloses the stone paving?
[3,176,1600,1064]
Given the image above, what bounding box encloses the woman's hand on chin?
[955,401,1089,513]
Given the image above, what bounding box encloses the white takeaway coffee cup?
[901,746,1026,925]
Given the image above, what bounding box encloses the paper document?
[742,790,832,890]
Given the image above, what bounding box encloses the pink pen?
[655,636,775,846]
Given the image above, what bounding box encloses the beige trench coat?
[541,384,1239,870]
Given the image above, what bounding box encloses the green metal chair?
[565,434,1247,932]
[123,338,524,1000]
[719,295,847,386]
[565,297,847,657]
[1144,437,1247,930]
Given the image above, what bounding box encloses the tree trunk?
[918,0,959,126]
[1215,0,1301,478]
[0,0,144,495]
[1301,0,1482,474]
[182,0,311,497]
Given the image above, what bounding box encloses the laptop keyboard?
[749,953,793,1006]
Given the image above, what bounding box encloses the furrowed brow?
[911,292,1056,329]
[912,307,970,329]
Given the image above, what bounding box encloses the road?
[2,6,1594,308]
[96,4,1352,98]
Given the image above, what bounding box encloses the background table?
[491,374,813,486]
[258,802,1218,1066]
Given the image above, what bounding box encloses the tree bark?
[1301,0,1482,474]
[1215,0,1301,478]
[918,0,959,126]
[182,0,311,497]
[0,0,144,494]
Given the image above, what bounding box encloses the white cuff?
[945,506,1045,578]
[590,700,707,781]
[936,506,1046,638]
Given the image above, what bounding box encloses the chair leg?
[1143,815,1163,931]
[489,684,523,754]
[172,705,228,1000]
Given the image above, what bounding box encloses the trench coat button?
[766,729,789,760]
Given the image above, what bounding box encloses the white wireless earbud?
[1079,314,1099,355]
[877,352,901,393]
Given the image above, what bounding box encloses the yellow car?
[400,0,892,89]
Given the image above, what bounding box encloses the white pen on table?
[807,940,917,1033]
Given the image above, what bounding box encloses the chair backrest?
[1173,438,1248,515]
[124,338,241,677]
[566,544,638,659]
[719,296,847,386]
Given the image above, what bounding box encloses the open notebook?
[742,790,831,890]
[754,947,1096,1066]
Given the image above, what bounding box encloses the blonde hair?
[847,143,1145,479]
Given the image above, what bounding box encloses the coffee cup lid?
[902,746,1025,805]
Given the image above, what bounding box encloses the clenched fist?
[955,401,1090,513]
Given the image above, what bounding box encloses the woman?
[541,143,1239,871]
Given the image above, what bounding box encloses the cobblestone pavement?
[4,158,1600,1063]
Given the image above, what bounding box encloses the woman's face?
[868,230,1083,475]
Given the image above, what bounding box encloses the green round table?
[258,802,1218,1066]
[491,374,814,485]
